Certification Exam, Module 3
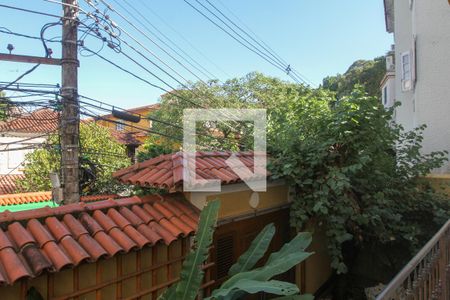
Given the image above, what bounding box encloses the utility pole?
[0,2,80,203]
[60,0,80,203]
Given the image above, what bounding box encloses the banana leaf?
[159,199,220,300]
[216,232,313,292]
[228,223,275,276]
[207,279,299,299]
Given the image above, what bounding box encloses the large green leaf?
[267,232,312,265]
[175,199,220,300]
[159,199,220,300]
[158,285,176,300]
[218,232,313,291]
[207,279,299,299]
[228,223,275,276]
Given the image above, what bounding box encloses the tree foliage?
[136,135,174,162]
[146,72,312,152]
[17,122,130,194]
[146,71,449,297]
[0,91,10,121]
[322,57,386,99]
[269,89,449,275]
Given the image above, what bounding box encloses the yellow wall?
[95,106,157,143]
[187,183,333,295]
[205,185,289,220]
[299,221,333,294]
[422,174,450,196]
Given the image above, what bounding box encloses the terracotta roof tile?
[0,108,58,134]
[0,175,24,195]
[113,151,268,192]
[110,130,143,146]
[0,193,198,285]
[0,191,119,206]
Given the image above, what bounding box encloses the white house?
[382,0,450,174]
[0,108,58,175]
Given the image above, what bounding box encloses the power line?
[0,4,69,20]
[135,0,232,79]
[79,107,184,142]
[108,0,215,82]
[0,134,51,147]
[78,7,249,138]
[184,0,314,86]
[183,0,287,73]
[0,22,59,92]
[78,95,183,130]
[204,0,314,85]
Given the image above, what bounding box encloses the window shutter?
[216,234,235,279]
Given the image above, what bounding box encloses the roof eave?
[384,0,395,33]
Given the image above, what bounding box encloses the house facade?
[90,103,160,161]
[0,108,58,176]
[114,151,333,295]
[93,104,159,144]
[382,0,450,173]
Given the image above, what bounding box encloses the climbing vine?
[269,89,449,274]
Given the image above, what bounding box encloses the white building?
[0,108,58,175]
[382,0,450,173]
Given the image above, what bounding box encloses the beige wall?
[95,106,156,143]
[187,182,333,295]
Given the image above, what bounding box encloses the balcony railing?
[377,219,450,300]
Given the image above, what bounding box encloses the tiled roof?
[99,104,160,119]
[0,193,198,286]
[113,151,267,192]
[0,191,119,206]
[110,129,143,145]
[0,174,24,194]
[0,108,58,134]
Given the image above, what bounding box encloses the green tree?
[137,135,174,162]
[17,122,131,195]
[269,89,449,297]
[145,72,315,153]
[144,71,449,298]
[0,91,11,121]
[322,57,386,99]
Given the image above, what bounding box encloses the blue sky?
[0,0,392,109]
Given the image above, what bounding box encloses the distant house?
[0,108,58,176]
[381,0,450,173]
[114,151,333,295]
[89,104,160,160]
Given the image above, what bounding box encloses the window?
[148,120,153,129]
[116,123,125,131]
[215,234,235,279]
[7,148,24,169]
[383,86,388,105]
[401,51,412,91]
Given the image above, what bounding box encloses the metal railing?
[377,219,450,300]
